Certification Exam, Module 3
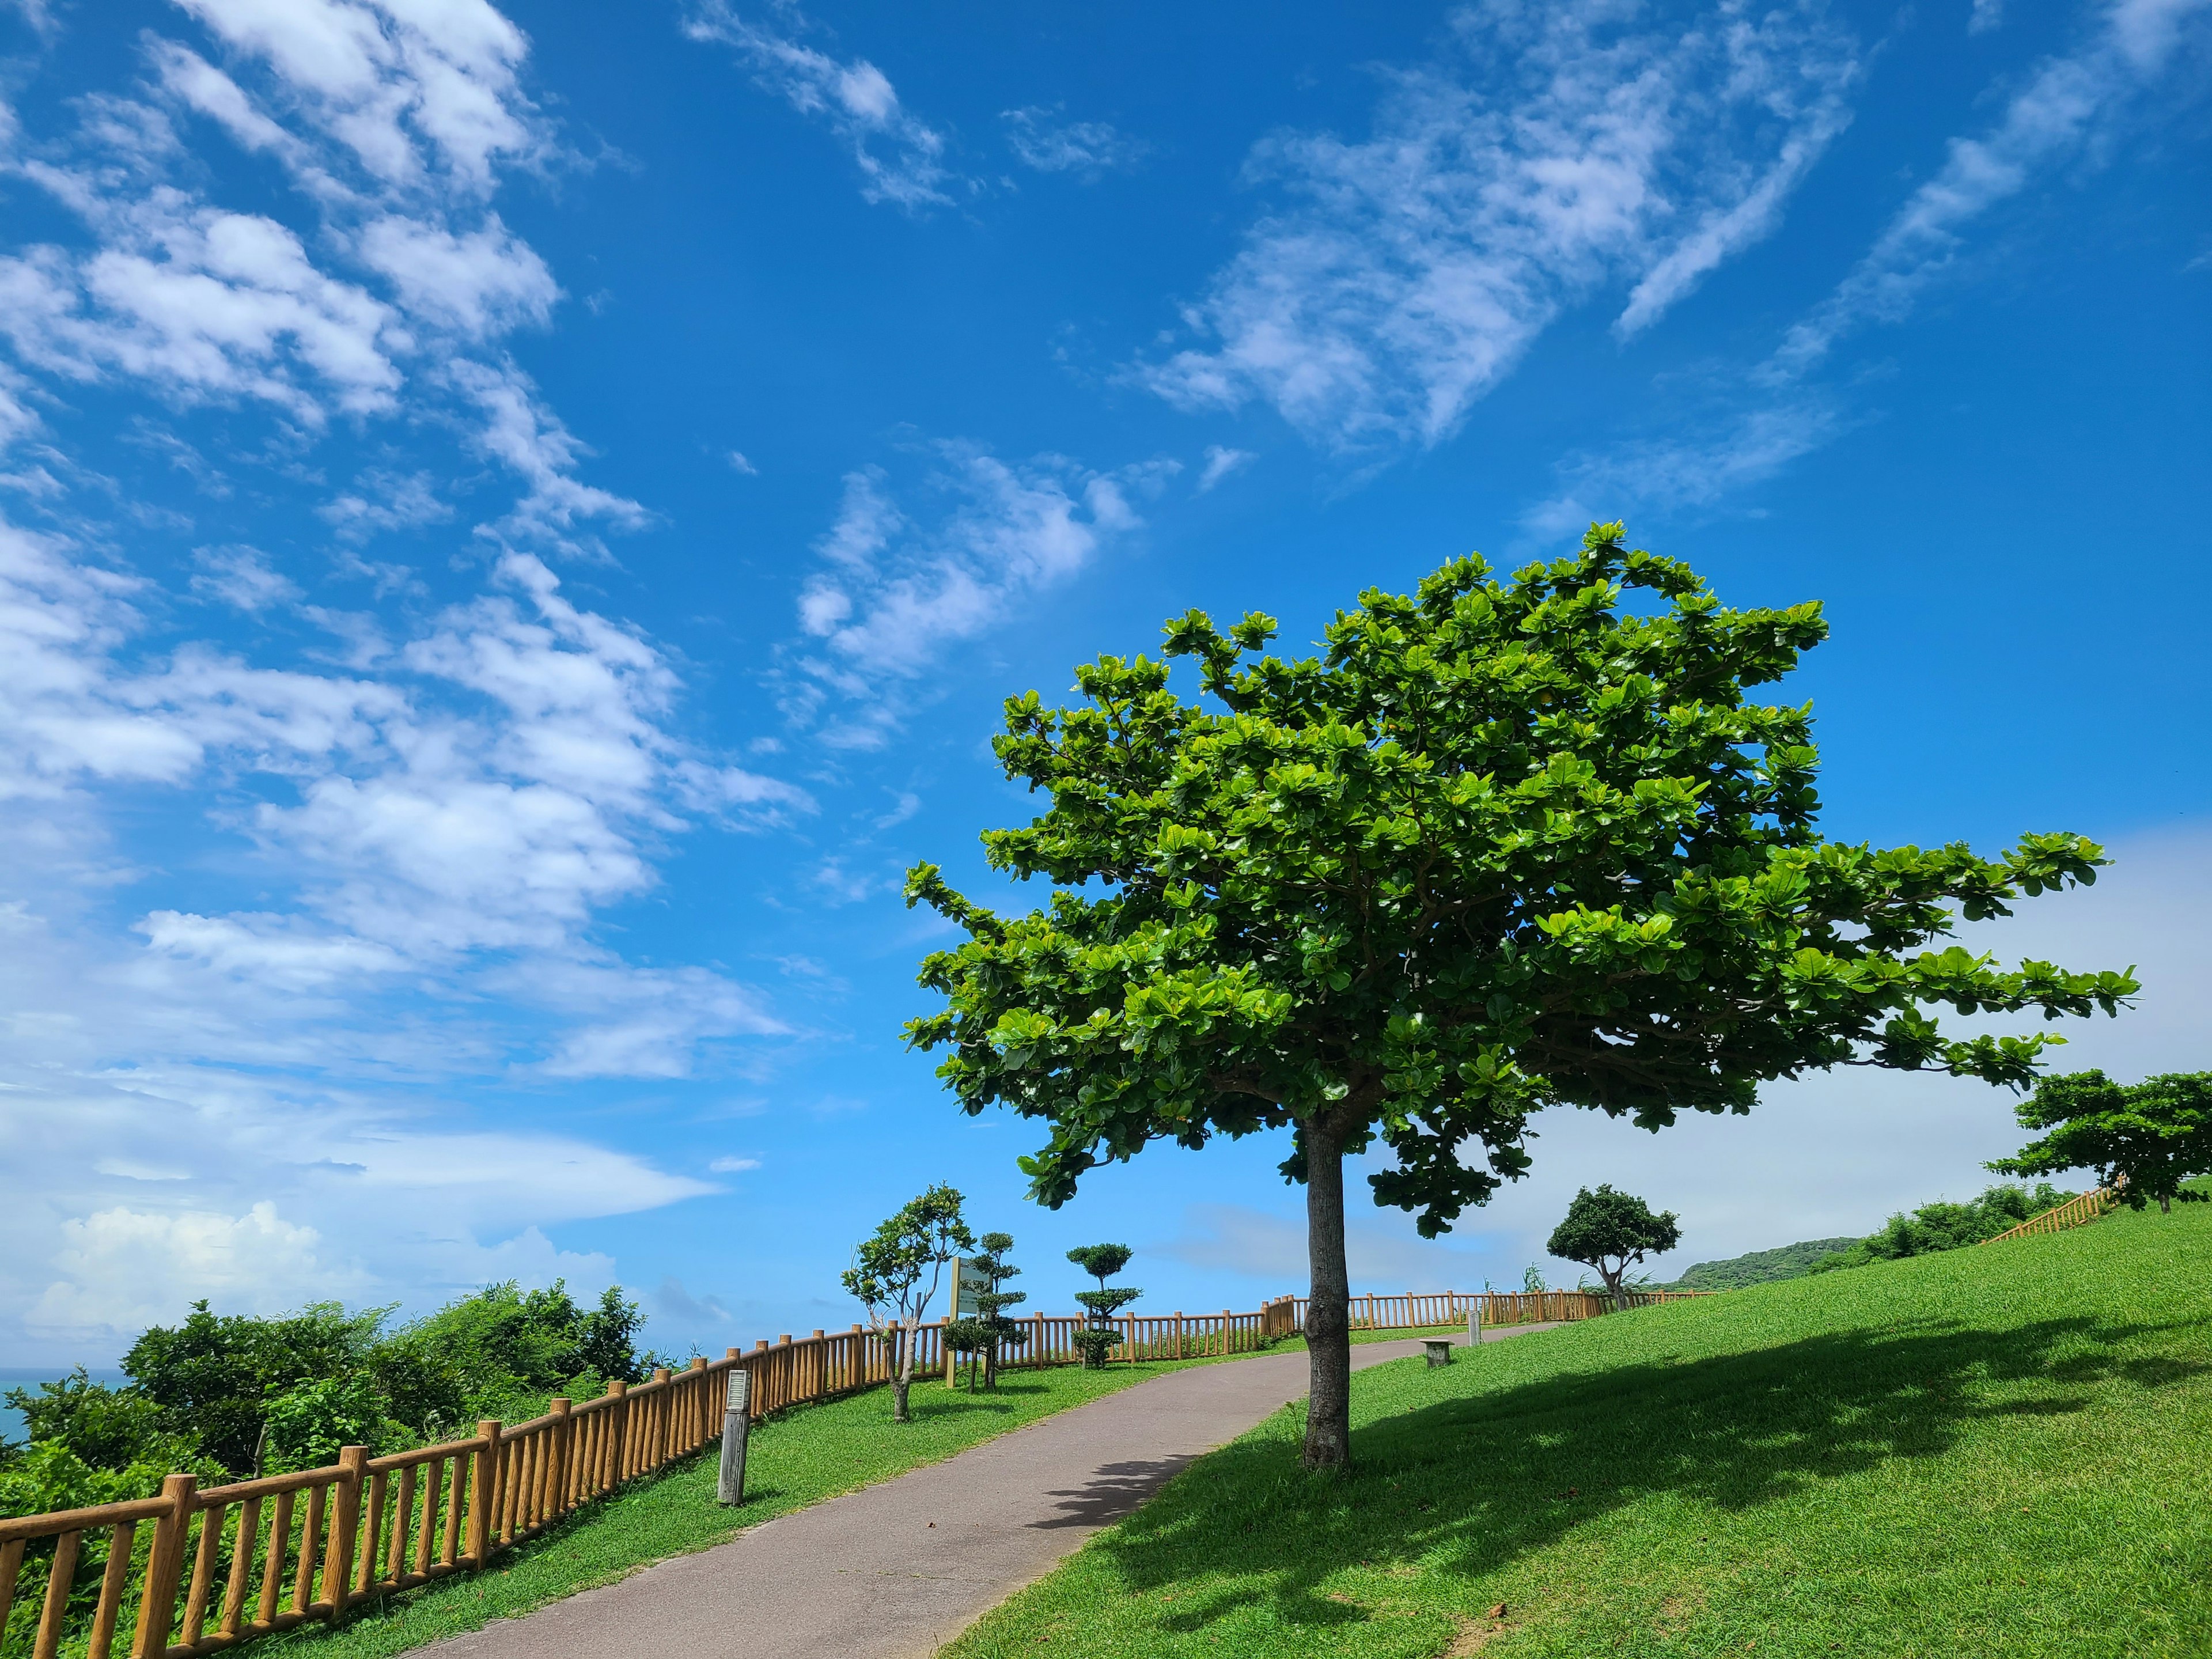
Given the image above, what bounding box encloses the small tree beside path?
[843,1185,974,1422]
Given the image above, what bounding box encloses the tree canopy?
[1547,1184,1681,1300]
[1989,1070,2212,1212]
[904,523,2134,1467]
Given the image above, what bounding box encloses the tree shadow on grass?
[1078,1315,2209,1640]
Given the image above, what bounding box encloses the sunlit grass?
[948,1199,2212,1659]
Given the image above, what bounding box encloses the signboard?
[948,1256,991,1319]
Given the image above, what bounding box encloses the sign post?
[942,1256,991,1385]
[717,1369,752,1505]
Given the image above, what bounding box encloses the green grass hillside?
[949,1199,2212,1659]
[1668,1236,1861,1290]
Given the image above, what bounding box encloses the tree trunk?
[892,1318,914,1423]
[2161,1195,2172,1214]
[1303,1116,1353,1472]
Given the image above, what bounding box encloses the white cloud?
[1517,0,2209,539]
[167,0,545,196]
[28,1202,367,1340]
[683,2,959,210]
[0,206,403,425]
[191,544,301,612]
[355,213,557,339]
[783,444,1169,746]
[0,1055,712,1355]
[1002,107,1147,176]
[707,1156,761,1173]
[319,467,452,540]
[1196,445,1255,492]
[1519,395,1841,540]
[1776,0,2210,375]
[1972,0,2008,33]
[1138,0,1860,454]
[727,449,757,475]
[448,358,649,552]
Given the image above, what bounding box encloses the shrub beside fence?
[0,1285,1699,1657]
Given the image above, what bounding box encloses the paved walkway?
[416,1325,1561,1659]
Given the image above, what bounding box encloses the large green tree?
[904,525,2134,1469]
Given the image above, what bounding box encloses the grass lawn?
[946,1199,2212,1659]
[262,1357,1203,1659]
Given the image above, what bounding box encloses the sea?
[0,1367,131,1448]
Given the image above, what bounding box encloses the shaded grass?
[947,1202,2212,1659]
[261,1358,1205,1658]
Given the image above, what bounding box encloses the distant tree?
[1547,1185,1682,1305]
[1988,1069,2212,1214]
[1521,1264,1547,1296]
[842,1185,974,1423]
[903,525,2133,1469]
[1066,1244,1141,1368]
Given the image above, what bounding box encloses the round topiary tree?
[1067,1243,1140,1368]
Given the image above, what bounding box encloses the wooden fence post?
[468,1422,501,1566]
[605,1381,626,1486]
[649,1369,672,1469]
[130,1471,196,1658]
[323,1447,368,1615]
[548,1399,572,1517]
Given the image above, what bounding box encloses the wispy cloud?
[1001,106,1147,176]
[781,442,1175,748]
[1775,0,2210,377]
[1519,395,1842,540]
[1196,445,1255,492]
[1520,0,2210,539]
[1137,0,1861,455]
[683,2,960,210]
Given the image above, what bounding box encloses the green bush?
[1809,1182,2073,1273]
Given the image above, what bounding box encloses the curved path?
[416,1326,1559,1659]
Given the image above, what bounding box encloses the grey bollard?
[718,1369,752,1505]
[1468,1309,1482,1346]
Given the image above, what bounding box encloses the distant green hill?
[1666,1237,1861,1290]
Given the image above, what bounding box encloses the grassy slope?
[948,1201,2212,1659]
[263,1358,1201,1659]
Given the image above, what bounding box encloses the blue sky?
[0,0,2206,1368]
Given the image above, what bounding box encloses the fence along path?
[0,1287,1685,1658]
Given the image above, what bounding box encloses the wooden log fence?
[0,1285,1700,1657]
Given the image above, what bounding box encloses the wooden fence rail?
[1979,1185,2118,1247]
[0,1285,1701,1657]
